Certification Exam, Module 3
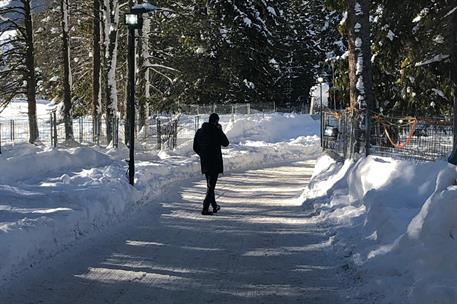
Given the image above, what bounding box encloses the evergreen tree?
[92,0,102,125]
[61,0,74,141]
[0,0,39,143]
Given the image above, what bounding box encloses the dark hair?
[209,113,219,124]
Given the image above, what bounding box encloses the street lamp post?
[125,2,160,186]
[318,76,324,147]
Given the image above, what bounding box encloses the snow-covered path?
[1,161,344,303]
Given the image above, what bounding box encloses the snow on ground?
[0,113,320,285]
[302,154,457,304]
[1,161,346,304]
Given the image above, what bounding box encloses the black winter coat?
[193,122,229,174]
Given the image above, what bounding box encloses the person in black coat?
[193,113,229,215]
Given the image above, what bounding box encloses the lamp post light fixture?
[318,76,325,147]
[125,13,140,27]
[125,1,161,186]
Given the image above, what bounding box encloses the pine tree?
[92,0,102,128]
[0,0,39,143]
[61,0,74,141]
[278,0,342,108]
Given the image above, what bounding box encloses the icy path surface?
[2,161,345,303]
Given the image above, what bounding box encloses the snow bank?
[224,113,319,143]
[0,113,320,284]
[0,146,113,184]
[303,154,457,303]
[0,99,55,120]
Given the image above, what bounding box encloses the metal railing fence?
[0,102,311,153]
[322,109,454,161]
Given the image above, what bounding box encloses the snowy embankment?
[0,98,56,120]
[0,113,320,285]
[302,154,457,304]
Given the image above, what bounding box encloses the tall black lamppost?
[318,76,324,147]
[124,2,160,186]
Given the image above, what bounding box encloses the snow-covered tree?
[0,0,39,143]
[92,0,102,123]
[278,0,342,107]
[346,0,374,156]
[137,0,151,129]
[347,0,374,113]
[61,0,73,141]
[366,0,457,116]
[102,0,120,144]
[450,4,457,147]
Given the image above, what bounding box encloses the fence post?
[10,120,14,143]
[94,114,100,146]
[96,115,100,146]
[112,117,116,148]
[320,112,324,148]
[365,112,371,156]
[50,113,54,147]
[92,116,97,144]
[247,103,251,115]
[157,119,161,150]
[454,95,457,149]
[173,119,178,149]
[213,103,216,113]
[144,117,147,141]
[53,112,57,148]
[116,117,119,148]
[273,101,276,113]
[195,115,200,132]
[79,117,83,143]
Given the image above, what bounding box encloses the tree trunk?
[61,0,73,141]
[103,0,119,145]
[137,0,150,130]
[124,0,134,146]
[24,0,39,144]
[346,0,374,157]
[92,0,102,124]
[450,6,457,148]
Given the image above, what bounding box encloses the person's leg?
[209,174,219,210]
[203,174,214,214]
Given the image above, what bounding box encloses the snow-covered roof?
[131,3,160,13]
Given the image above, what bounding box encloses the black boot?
[202,210,213,216]
[213,204,221,213]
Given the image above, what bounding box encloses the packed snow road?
[1,161,345,303]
